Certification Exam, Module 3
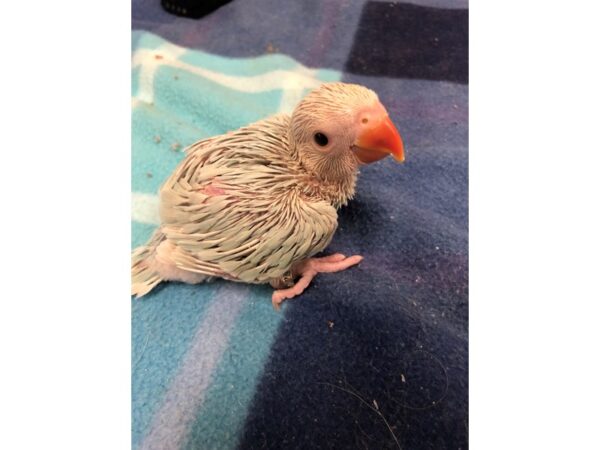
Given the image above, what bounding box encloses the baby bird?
[132,82,404,309]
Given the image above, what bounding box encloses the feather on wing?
[158,115,338,283]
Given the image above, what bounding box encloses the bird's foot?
[271,253,363,310]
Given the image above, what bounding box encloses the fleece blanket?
[132,1,468,449]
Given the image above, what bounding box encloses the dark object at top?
[161,0,232,19]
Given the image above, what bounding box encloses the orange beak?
[353,115,405,164]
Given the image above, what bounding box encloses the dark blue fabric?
[235,2,468,448]
[237,89,468,449]
[347,3,468,83]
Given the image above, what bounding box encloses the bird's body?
[132,82,404,307]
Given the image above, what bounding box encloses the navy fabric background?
[133,1,468,448]
[347,3,468,83]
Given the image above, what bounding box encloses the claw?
[272,295,282,311]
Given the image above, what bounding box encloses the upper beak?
[353,115,405,164]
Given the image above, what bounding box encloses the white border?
[471,0,600,448]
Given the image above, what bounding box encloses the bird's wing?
[157,117,338,283]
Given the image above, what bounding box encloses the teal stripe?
[131,102,200,194]
[132,283,220,449]
[152,65,284,132]
[315,68,342,83]
[179,50,303,77]
[131,221,157,249]
[182,286,283,450]
[132,66,141,98]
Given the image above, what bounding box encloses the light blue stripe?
[179,50,303,77]
[139,284,251,450]
[131,282,221,449]
[131,102,199,195]
[182,286,283,450]
[152,65,284,132]
[315,68,342,83]
[131,221,157,249]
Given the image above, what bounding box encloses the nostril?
[361,117,369,124]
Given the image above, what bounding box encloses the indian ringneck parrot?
[132,82,404,309]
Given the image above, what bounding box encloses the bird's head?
[290,82,404,181]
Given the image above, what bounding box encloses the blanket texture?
[132,1,468,449]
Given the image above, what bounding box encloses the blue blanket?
[132,1,468,449]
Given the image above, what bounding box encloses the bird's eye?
[314,132,329,147]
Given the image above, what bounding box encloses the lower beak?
[353,115,405,164]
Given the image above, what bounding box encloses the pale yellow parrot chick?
[132,82,405,309]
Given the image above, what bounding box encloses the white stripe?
[277,67,318,113]
[138,285,248,450]
[132,48,324,99]
[132,192,160,225]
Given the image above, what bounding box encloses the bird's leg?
[271,253,363,310]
